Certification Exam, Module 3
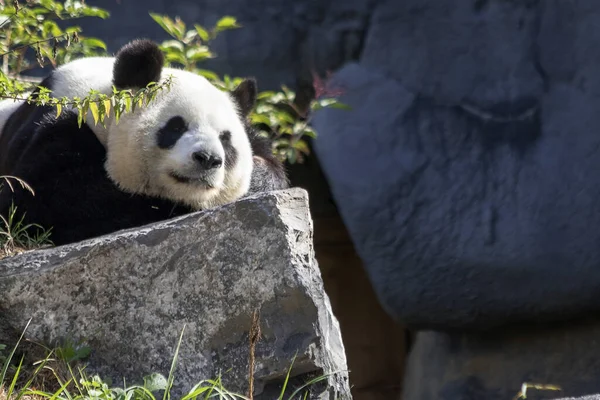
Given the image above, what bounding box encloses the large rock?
[0,188,351,400]
[312,60,600,331]
[361,0,543,109]
[311,1,600,399]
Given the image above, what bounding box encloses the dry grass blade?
[247,310,261,400]
[0,176,34,196]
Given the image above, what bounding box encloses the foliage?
[0,0,173,129]
[0,0,347,165]
[512,382,562,400]
[0,176,52,257]
[0,0,109,96]
[149,13,349,164]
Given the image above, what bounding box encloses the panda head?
[104,39,256,210]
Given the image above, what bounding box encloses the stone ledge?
[0,188,351,399]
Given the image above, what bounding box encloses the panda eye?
[157,116,188,149]
[164,116,188,133]
[220,130,231,141]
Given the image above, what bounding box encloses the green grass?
[0,176,53,259]
[0,324,341,400]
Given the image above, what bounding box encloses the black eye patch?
[220,130,238,169]
[157,116,188,149]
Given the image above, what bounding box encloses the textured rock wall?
[313,0,600,331]
[309,1,600,399]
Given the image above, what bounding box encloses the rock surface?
[555,397,600,400]
[312,14,600,331]
[0,188,351,400]
[308,2,600,399]
[402,321,600,400]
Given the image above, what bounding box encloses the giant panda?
[0,39,288,246]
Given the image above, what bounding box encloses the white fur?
[0,98,24,137]
[104,67,254,210]
[1,57,114,141]
[48,56,115,145]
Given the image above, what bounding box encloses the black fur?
[156,116,188,149]
[245,123,289,193]
[0,75,55,174]
[232,78,257,117]
[0,109,193,245]
[220,130,238,170]
[113,39,164,89]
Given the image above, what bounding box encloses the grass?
[512,382,562,399]
[0,320,342,400]
[0,176,53,259]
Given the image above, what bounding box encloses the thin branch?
[247,309,261,400]
[0,32,74,59]
[0,0,21,31]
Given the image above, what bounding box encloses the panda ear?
[232,78,257,117]
[113,39,164,89]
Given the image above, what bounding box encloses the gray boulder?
[311,2,600,398]
[312,57,600,330]
[0,188,350,400]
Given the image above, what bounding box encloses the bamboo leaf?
[89,101,99,125]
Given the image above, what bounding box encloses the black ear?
[113,39,164,89]
[232,78,257,117]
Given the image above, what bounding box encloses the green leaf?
[124,96,132,113]
[194,24,210,42]
[250,113,272,125]
[89,101,99,125]
[300,126,317,139]
[77,108,84,127]
[293,140,310,155]
[164,52,188,66]
[185,46,213,62]
[150,12,177,38]
[257,91,277,100]
[103,99,111,117]
[311,98,351,111]
[160,40,185,52]
[274,110,296,124]
[196,69,219,81]
[144,373,168,393]
[81,37,107,50]
[330,101,351,110]
[215,16,240,32]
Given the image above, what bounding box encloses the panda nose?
[193,151,223,170]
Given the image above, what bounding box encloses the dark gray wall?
[80,0,372,91]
